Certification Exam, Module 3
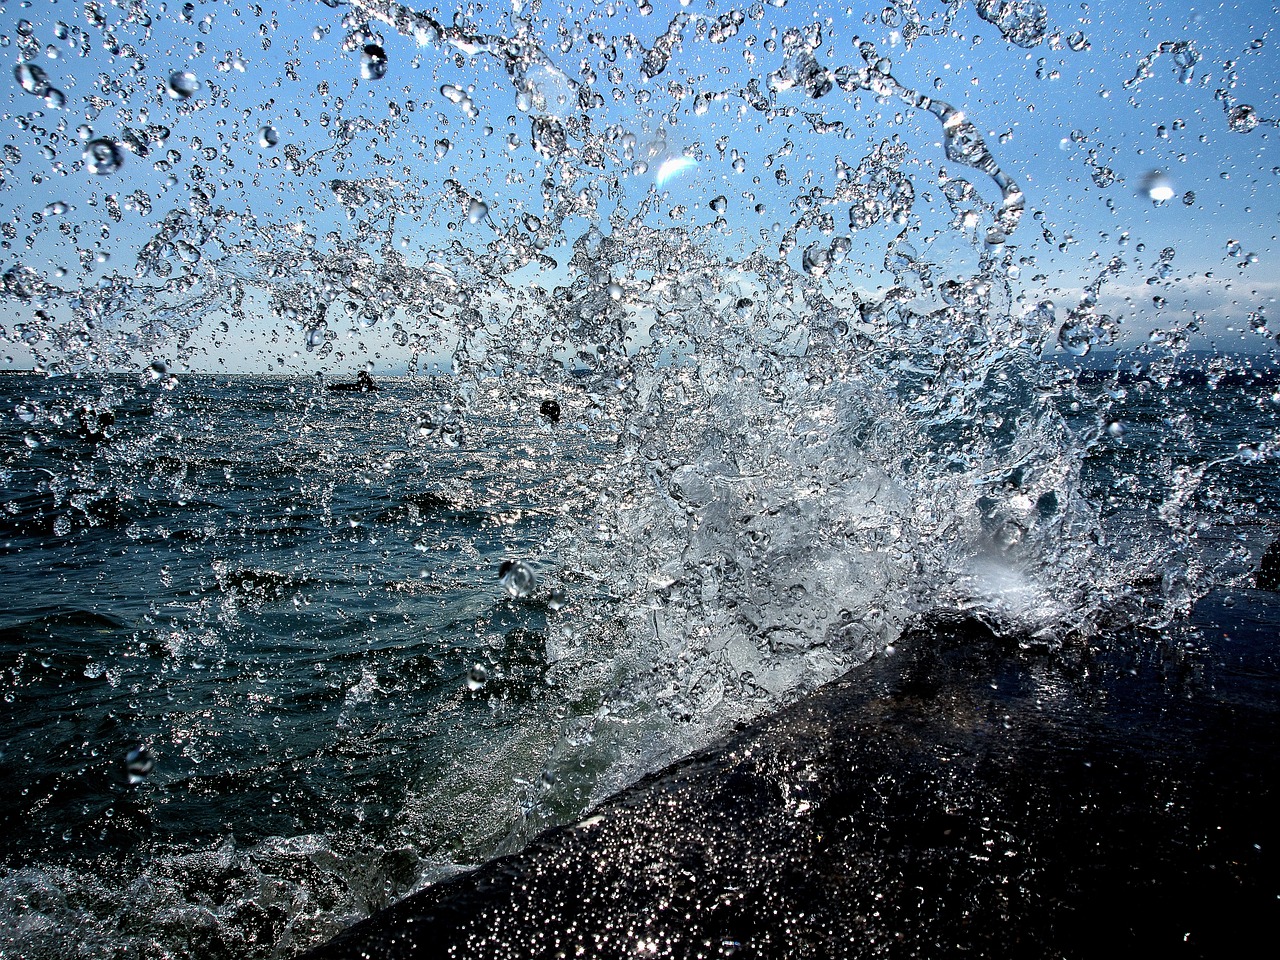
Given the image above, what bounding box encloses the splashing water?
[0,1,1277,957]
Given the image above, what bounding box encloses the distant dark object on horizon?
[1257,539,1280,591]
[539,398,561,424]
[328,371,378,393]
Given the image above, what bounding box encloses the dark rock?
[299,603,1280,959]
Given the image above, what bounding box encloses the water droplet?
[44,87,65,109]
[1227,104,1259,134]
[467,199,489,224]
[125,746,154,784]
[801,242,831,277]
[498,559,537,598]
[1140,170,1175,203]
[360,44,388,81]
[167,69,199,100]
[83,138,123,175]
[709,195,728,214]
[434,138,451,159]
[466,663,488,691]
[1057,317,1095,357]
[548,587,567,611]
[976,0,1047,49]
[14,62,50,97]
[258,125,279,148]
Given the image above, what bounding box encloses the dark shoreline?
[299,591,1279,959]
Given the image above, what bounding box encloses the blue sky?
[0,0,1276,372]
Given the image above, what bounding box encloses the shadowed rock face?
[300,595,1279,959]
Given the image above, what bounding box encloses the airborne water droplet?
[125,746,154,784]
[466,663,488,691]
[435,138,451,159]
[258,125,279,148]
[83,138,123,175]
[167,69,199,100]
[14,62,50,96]
[1227,104,1259,134]
[467,199,489,224]
[360,44,388,81]
[1140,170,1175,203]
[498,559,537,598]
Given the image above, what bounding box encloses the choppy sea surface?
[1,364,1276,957]
[0,0,1278,955]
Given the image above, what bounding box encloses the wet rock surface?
[301,592,1280,959]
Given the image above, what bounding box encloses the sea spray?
[0,2,1276,957]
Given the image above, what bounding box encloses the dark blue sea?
[1,364,1276,957]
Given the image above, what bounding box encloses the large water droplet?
[167,70,199,100]
[1057,317,1096,357]
[14,62,50,97]
[1140,170,1175,203]
[498,559,537,598]
[466,663,488,691]
[467,199,489,224]
[1227,104,1259,134]
[360,44,388,81]
[125,746,154,784]
[83,138,123,175]
[258,125,279,148]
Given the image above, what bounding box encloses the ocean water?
[2,365,1276,957]
[0,0,1277,957]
